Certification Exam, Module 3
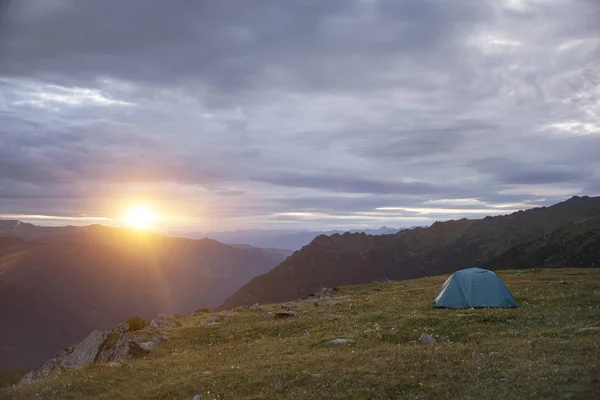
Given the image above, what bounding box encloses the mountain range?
[0,225,287,370]
[220,196,600,309]
[173,226,404,251]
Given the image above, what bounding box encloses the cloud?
[0,0,599,230]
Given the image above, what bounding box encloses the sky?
[0,0,599,232]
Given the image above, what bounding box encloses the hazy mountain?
[0,220,86,240]
[220,196,600,309]
[175,226,404,251]
[0,226,287,370]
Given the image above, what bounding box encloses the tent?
[433,268,518,308]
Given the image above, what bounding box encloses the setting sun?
[124,206,156,229]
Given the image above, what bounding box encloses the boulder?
[61,330,108,368]
[418,333,437,345]
[97,333,149,363]
[149,313,182,329]
[17,371,34,385]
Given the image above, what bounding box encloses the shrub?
[126,316,149,332]
[195,307,210,314]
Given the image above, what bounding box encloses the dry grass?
[2,268,599,400]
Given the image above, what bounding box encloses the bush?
[126,316,149,332]
[195,307,210,314]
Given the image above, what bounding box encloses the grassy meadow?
[1,268,599,400]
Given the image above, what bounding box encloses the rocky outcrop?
[17,316,171,385]
[18,330,108,384]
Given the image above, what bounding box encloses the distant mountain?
[0,225,287,370]
[0,220,86,239]
[176,226,404,251]
[220,196,600,309]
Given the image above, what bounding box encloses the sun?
[124,206,156,229]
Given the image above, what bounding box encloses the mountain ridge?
[220,196,600,309]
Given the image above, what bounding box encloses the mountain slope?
[0,226,286,370]
[220,196,600,309]
[4,268,599,399]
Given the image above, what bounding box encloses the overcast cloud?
[0,0,599,231]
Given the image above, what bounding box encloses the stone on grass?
[373,287,381,292]
[17,372,34,385]
[575,327,600,333]
[192,395,203,400]
[499,378,509,382]
[281,303,300,311]
[149,313,182,329]
[418,333,437,345]
[139,341,156,351]
[330,338,354,344]
[270,311,297,319]
[107,362,121,367]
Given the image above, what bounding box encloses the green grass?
[2,268,599,399]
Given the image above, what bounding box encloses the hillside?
[0,226,286,370]
[2,268,599,399]
[221,196,600,309]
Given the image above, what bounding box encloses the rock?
[330,338,354,344]
[19,330,108,384]
[115,322,130,334]
[183,349,190,356]
[17,371,34,385]
[499,378,509,382]
[362,290,369,295]
[575,327,600,333]
[139,341,156,351]
[202,370,211,375]
[303,330,311,337]
[325,314,343,319]
[311,374,322,377]
[373,287,381,292]
[456,313,475,318]
[192,395,203,400]
[62,330,108,368]
[97,334,149,363]
[206,321,218,326]
[281,303,300,311]
[107,362,121,367]
[418,333,437,345]
[390,325,399,330]
[149,314,182,329]
[271,311,297,319]
[121,363,133,369]
[320,287,333,296]
[250,303,261,310]
[375,334,383,340]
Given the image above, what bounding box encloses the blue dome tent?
[433,268,519,308]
